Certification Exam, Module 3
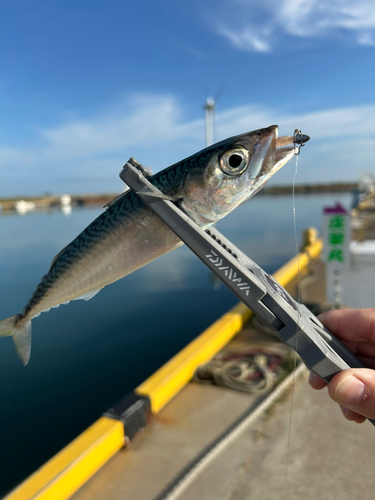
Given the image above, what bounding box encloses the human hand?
[308,308,375,423]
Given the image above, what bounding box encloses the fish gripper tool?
[120,157,375,427]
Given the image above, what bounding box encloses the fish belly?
[25,205,183,319]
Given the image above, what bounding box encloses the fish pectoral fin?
[13,322,32,366]
[143,191,182,202]
[74,289,102,301]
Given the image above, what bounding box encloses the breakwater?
[259,182,358,195]
[0,182,358,213]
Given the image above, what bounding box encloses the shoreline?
[0,182,358,212]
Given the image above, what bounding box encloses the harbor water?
[0,192,351,495]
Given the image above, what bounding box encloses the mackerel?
[0,125,303,364]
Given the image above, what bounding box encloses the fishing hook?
[294,129,303,155]
[293,129,310,156]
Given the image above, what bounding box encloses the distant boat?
[60,194,72,215]
[60,194,72,207]
[15,200,36,214]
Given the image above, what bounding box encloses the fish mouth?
[240,126,310,199]
[273,132,310,172]
[243,125,278,179]
[239,125,310,181]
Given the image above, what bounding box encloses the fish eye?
[220,148,249,176]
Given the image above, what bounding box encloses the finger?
[328,369,375,420]
[336,341,375,368]
[318,309,375,344]
[354,355,375,369]
[339,406,366,424]
[339,340,375,360]
[308,371,327,390]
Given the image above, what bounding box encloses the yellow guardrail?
[5,417,124,500]
[274,233,323,288]
[136,301,252,414]
[136,231,323,413]
[5,230,322,500]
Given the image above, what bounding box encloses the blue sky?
[1,0,375,196]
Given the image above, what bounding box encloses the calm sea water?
[0,192,351,494]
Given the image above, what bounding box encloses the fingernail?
[334,376,365,405]
[308,372,316,384]
[340,405,349,418]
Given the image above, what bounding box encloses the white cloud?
[0,94,203,186]
[215,103,375,140]
[217,25,272,52]
[357,31,375,46]
[214,0,375,52]
[1,94,375,195]
[39,94,199,158]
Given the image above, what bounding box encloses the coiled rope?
[194,349,290,395]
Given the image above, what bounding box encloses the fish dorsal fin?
[104,163,153,209]
[74,289,102,301]
[104,190,130,209]
[50,245,68,268]
[13,321,32,366]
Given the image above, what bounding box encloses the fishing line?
[293,153,301,304]
[283,133,302,497]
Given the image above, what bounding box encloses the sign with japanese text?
[322,202,351,270]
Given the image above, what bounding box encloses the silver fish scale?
[16,154,209,321]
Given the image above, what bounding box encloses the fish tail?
[0,315,32,365]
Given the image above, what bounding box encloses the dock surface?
[72,258,375,500]
[72,360,375,500]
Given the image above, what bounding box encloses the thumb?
[328,369,375,420]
